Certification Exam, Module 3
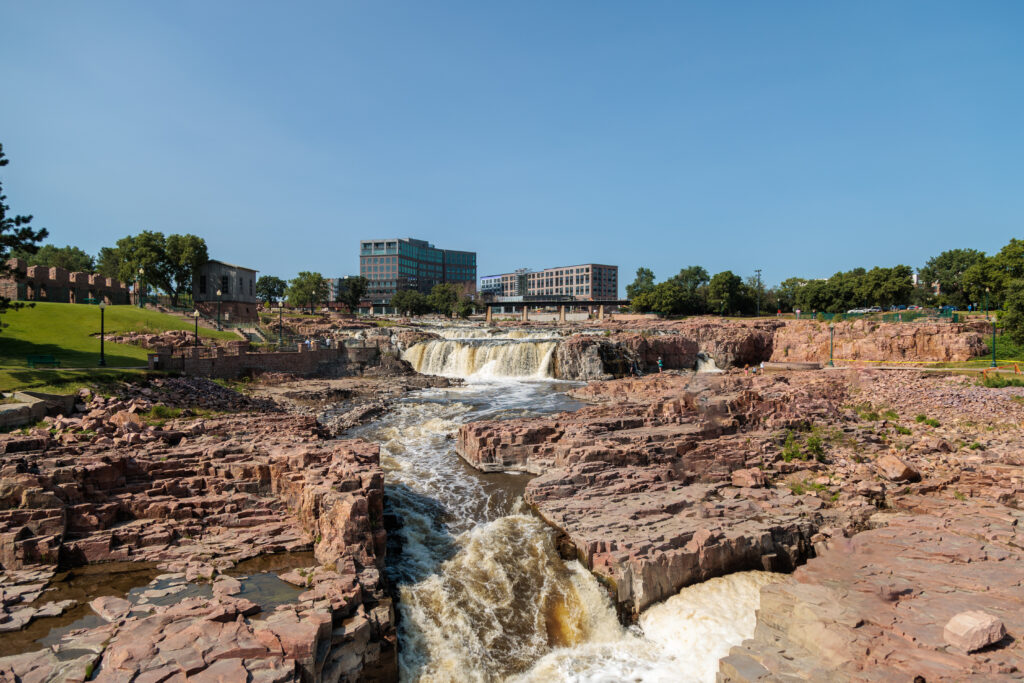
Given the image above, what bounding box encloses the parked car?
[869,306,882,312]
[907,305,921,310]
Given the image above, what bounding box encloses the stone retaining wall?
[151,343,381,379]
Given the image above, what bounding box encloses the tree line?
[628,240,1024,316]
[627,239,1024,344]
[256,272,477,318]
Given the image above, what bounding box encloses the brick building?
[359,237,476,308]
[480,264,618,301]
[194,260,259,323]
[0,259,130,304]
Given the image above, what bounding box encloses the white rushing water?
[342,371,781,683]
[403,331,560,379]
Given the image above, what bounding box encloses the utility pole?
[755,268,763,317]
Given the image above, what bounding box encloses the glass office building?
[359,238,477,305]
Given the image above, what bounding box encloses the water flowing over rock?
[403,334,559,379]
[458,373,853,616]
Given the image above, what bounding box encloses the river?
[341,330,781,682]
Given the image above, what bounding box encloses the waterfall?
[403,336,559,379]
[696,352,723,373]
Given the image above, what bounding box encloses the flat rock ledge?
[0,402,396,682]
[721,497,1024,681]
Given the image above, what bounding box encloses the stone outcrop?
[771,319,987,363]
[458,372,860,615]
[0,386,396,682]
[551,320,780,378]
[721,498,1024,681]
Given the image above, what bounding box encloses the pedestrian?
[657,356,663,373]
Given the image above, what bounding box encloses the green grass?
[0,302,236,392]
[979,374,1024,388]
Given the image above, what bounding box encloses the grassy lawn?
[0,302,237,392]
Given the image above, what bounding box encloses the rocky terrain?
[0,379,395,682]
[457,367,1024,678]
[500,317,988,378]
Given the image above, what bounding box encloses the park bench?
[27,355,60,368]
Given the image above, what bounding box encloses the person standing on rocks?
[657,356,663,373]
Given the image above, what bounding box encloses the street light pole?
[755,268,762,318]
[216,289,222,330]
[985,287,990,321]
[98,301,107,367]
[138,267,145,308]
[278,303,283,347]
[992,319,998,368]
[192,310,200,348]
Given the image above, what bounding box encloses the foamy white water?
[517,571,783,683]
[403,335,559,379]
[343,370,780,682]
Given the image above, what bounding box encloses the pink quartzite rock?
[90,595,132,622]
[875,454,921,482]
[944,611,1006,653]
[731,468,766,488]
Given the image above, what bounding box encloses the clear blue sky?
[2,1,1022,292]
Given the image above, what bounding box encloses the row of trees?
[392,284,478,318]
[627,240,1024,318]
[627,266,769,316]
[256,272,477,318]
[10,229,208,308]
[256,273,369,314]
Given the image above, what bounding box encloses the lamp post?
[278,303,283,347]
[992,317,998,369]
[192,310,200,348]
[828,322,835,367]
[138,267,145,308]
[216,289,222,330]
[98,301,107,367]
[754,268,762,318]
[985,287,990,321]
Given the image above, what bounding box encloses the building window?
[221,275,229,295]
[200,275,207,295]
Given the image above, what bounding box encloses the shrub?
[969,441,984,450]
[882,409,899,420]
[804,434,825,460]
[894,425,912,435]
[781,431,802,462]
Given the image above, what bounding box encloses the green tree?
[96,246,121,279]
[11,243,94,272]
[776,277,807,312]
[626,267,656,300]
[108,231,173,299]
[335,276,368,313]
[919,248,985,308]
[0,143,49,324]
[708,271,743,315]
[164,234,208,305]
[455,297,477,319]
[391,289,431,316]
[669,265,710,314]
[428,283,459,317]
[632,280,687,316]
[256,275,287,304]
[1000,278,1024,346]
[286,271,329,312]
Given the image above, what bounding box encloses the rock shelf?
[457,366,1024,679]
[0,383,395,681]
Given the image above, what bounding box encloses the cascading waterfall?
[341,381,782,682]
[403,333,559,379]
[696,351,724,373]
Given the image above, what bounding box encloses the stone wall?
[151,342,381,379]
[0,259,130,305]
